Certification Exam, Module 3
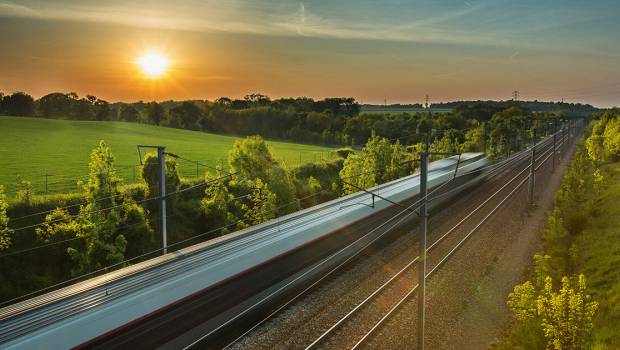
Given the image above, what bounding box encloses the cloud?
[0,0,617,58]
[0,1,36,16]
[0,0,501,46]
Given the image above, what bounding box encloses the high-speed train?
[0,145,544,349]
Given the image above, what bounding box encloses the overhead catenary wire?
[5,148,343,256]
[303,143,555,349]
[224,130,563,349]
[349,135,567,349]
[217,169,480,349]
[214,132,564,349]
[2,129,560,309]
[8,173,236,233]
[0,187,336,307]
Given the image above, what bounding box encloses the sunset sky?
[1,0,619,107]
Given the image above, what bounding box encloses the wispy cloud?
[0,0,617,57]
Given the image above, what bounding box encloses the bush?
[334,147,354,159]
[0,186,12,250]
[507,274,598,349]
[141,152,181,197]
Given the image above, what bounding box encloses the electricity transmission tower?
[512,90,520,101]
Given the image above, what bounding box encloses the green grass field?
[0,116,336,196]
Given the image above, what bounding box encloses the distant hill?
[362,100,601,116]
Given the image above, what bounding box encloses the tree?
[1,92,35,116]
[214,97,232,107]
[228,136,296,211]
[508,273,598,349]
[141,152,180,198]
[244,93,271,107]
[94,99,111,121]
[339,153,374,195]
[38,92,72,117]
[229,136,277,181]
[37,141,153,276]
[201,174,235,234]
[169,101,202,130]
[71,97,95,120]
[339,134,408,195]
[0,186,12,250]
[243,178,276,226]
[602,117,620,160]
[119,104,140,122]
[147,101,165,125]
[538,275,598,349]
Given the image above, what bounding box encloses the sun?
[137,52,169,78]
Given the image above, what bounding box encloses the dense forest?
[0,91,599,147]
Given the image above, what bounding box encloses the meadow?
[0,116,336,196]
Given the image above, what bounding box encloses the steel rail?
[219,145,533,349]
[349,140,558,349]
[219,135,560,350]
[304,143,556,350]
[1,155,472,344]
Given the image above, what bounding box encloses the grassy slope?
[578,162,620,348]
[0,116,336,195]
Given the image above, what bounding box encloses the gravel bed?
[360,138,577,350]
[228,142,573,350]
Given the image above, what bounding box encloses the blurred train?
[1,148,539,349]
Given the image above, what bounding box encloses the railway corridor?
[227,134,579,350]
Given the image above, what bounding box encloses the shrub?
[0,186,12,250]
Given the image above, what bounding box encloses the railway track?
[219,133,569,350]
[303,140,557,350]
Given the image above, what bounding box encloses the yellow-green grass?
[577,162,620,348]
[0,116,336,196]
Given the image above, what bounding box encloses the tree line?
[0,90,591,147]
[0,102,573,301]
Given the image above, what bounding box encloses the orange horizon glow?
[0,1,618,107]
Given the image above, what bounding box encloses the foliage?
[243,179,277,226]
[36,141,153,276]
[140,152,181,197]
[147,101,166,126]
[585,110,620,163]
[538,275,598,349]
[334,147,355,159]
[459,124,486,152]
[339,134,411,195]
[500,124,620,349]
[601,118,620,161]
[15,176,33,205]
[166,101,203,130]
[339,152,375,195]
[228,135,296,211]
[119,104,140,122]
[290,159,343,205]
[0,92,34,116]
[200,174,234,234]
[0,186,12,250]
[229,135,277,181]
[507,273,598,350]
